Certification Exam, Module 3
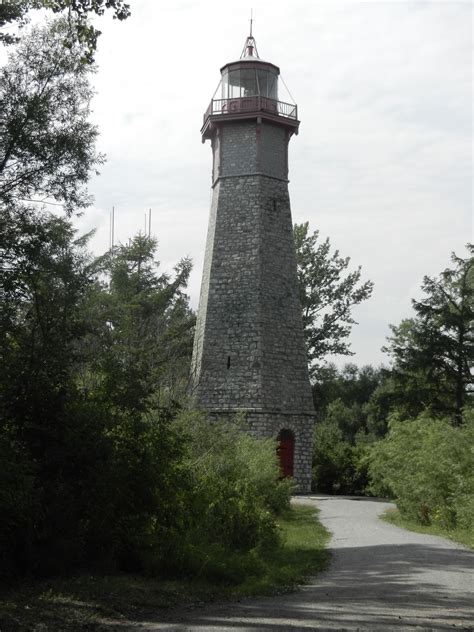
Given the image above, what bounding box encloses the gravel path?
[132,496,474,631]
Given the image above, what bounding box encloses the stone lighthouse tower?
[191,31,314,492]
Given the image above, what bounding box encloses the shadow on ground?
[96,542,474,631]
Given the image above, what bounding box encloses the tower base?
[207,408,314,493]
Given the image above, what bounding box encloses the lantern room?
[201,34,299,141]
[221,60,279,100]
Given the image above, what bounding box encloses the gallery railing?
[203,97,298,124]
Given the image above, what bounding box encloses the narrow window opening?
[273,199,277,212]
[227,356,231,369]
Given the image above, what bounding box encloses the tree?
[0,0,130,60]
[0,205,93,425]
[0,1,30,45]
[310,363,384,494]
[0,205,104,574]
[312,362,383,421]
[384,245,474,425]
[294,222,373,377]
[0,208,196,576]
[0,20,104,213]
[364,374,401,438]
[86,234,195,412]
[312,418,355,494]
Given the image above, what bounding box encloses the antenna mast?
[241,10,259,58]
[110,206,115,253]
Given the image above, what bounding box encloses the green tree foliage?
[325,398,365,445]
[0,206,92,437]
[0,206,105,575]
[86,234,195,412]
[0,11,291,584]
[311,363,384,494]
[0,208,194,577]
[0,208,289,580]
[0,22,107,574]
[169,412,292,583]
[0,0,130,60]
[383,246,474,425]
[364,375,401,438]
[0,0,30,44]
[0,20,104,213]
[312,363,382,419]
[368,411,474,531]
[294,222,373,378]
[312,420,354,494]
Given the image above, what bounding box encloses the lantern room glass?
[221,67,278,100]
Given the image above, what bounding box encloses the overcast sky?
[56,1,472,367]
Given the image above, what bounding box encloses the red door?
[277,430,294,478]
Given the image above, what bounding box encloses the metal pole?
[111,206,115,252]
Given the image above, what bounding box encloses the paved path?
[131,496,474,631]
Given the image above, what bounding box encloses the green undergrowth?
[0,504,330,632]
[382,508,474,551]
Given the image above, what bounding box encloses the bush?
[0,393,190,578]
[0,436,36,579]
[451,410,474,531]
[167,411,293,580]
[312,419,369,494]
[0,390,291,582]
[368,411,474,530]
[312,420,353,493]
[79,404,189,574]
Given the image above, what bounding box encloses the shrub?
[368,411,474,529]
[168,411,293,580]
[311,396,375,496]
[451,410,474,531]
[0,395,190,578]
[0,436,36,579]
[312,419,355,494]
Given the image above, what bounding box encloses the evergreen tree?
[88,234,195,412]
[384,245,474,425]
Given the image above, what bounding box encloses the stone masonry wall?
[258,123,288,180]
[191,119,314,491]
[219,122,258,176]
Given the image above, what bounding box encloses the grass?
[239,503,331,595]
[382,507,474,550]
[0,504,330,631]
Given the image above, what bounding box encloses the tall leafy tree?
[0,0,130,60]
[0,205,93,430]
[384,245,474,425]
[312,362,383,419]
[294,222,373,377]
[0,1,30,45]
[0,19,104,213]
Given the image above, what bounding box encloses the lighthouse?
[191,31,314,492]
